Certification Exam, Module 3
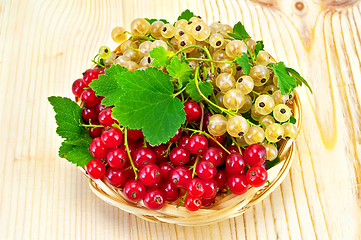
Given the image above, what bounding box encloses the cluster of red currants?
[73,70,268,211]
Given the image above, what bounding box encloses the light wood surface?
[1,0,361,239]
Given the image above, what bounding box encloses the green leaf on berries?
[272,62,298,95]
[185,80,213,102]
[228,21,251,40]
[254,40,264,58]
[89,65,128,107]
[145,18,169,24]
[289,116,297,124]
[112,67,186,145]
[166,57,192,87]
[266,157,280,170]
[48,96,83,140]
[177,9,195,21]
[286,67,313,94]
[64,145,93,167]
[150,47,173,67]
[236,52,251,74]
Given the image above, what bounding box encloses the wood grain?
[0,0,360,239]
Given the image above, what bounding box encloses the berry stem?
[124,128,139,179]
[185,58,234,64]
[174,45,214,73]
[252,90,261,96]
[172,87,186,97]
[81,123,103,128]
[182,127,231,155]
[191,155,201,178]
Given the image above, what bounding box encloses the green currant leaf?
[236,52,251,74]
[254,40,264,58]
[150,47,173,67]
[177,9,195,21]
[266,157,280,170]
[64,145,93,167]
[229,22,251,40]
[59,141,75,158]
[166,57,192,87]
[289,116,297,124]
[112,68,186,145]
[159,19,169,24]
[286,67,313,94]
[185,80,213,102]
[48,96,82,140]
[145,18,169,24]
[272,62,297,95]
[89,65,128,106]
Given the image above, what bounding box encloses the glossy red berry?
[214,170,227,190]
[154,144,169,163]
[86,159,106,179]
[184,195,202,211]
[202,178,218,199]
[227,145,242,154]
[120,140,136,158]
[72,78,86,97]
[202,147,223,167]
[80,89,99,107]
[159,161,174,180]
[202,196,215,207]
[83,68,103,85]
[88,122,103,138]
[169,128,182,142]
[143,189,165,210]
[187,134,208,155]
[246,166,268,187]
[138,163,161,187]
[187,178,205,197]
[81,106,98,123]
[160,181,180,202]
[105,168,128,187]
[226,153,245,176]
[203,112,212,130]
[127,129,143,141]
[178,135,190,149]
[95,101,106,114]
[123,180,145,202]
[133,147,156,169]
[243,144,267,166]
[98,108,118,127]
[196,160,217,180]
[89,137,109,159]
[169,147,190,166]
[169,166,192,188]
[101,127,123,148]
[208,135,227,147]
[106,148,128,169]
[184,100,202,122]
[227,175,248,195]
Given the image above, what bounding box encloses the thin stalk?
[124,128,138,179]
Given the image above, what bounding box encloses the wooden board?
[0,0,360,239]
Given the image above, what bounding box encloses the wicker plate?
[78,91,302,226]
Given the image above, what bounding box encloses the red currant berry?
[184,195,202,211]
[106,148,128,169]
[154,144,169,163]
[169,128,182,142]
[80,89,99,107]
[227,175,248,195]
[169,166,192,188]
[169,147,190,166]
[187,134,208,155]
[83,68,102,85]
[86,159,105,179]
[196,160,217,180]
[95,101,106,114]
[105,168,128,187]
[203,147,223,167]
[88,122,103,138]
[127,129,143,141]
[159,161,174,180]
[98,108,118,127]
[72,78,86,97]
[227,145,242,154]
[209,135,227,147]
[202,196,215,207]
[159,181,179,202]
[101,127,123,148]
[246,166,268,187]
[143,189,165,210]
[214,170,227,190]
[184,100,202,122]
[123,180,145,202]
[178,135,190,149]
[89,137,109,159]
[120,140,136,158]
[125,165,136,180]
[133,147,156,169]
[226,153,245,176]
[243,144,267,166]
[81,106,98,123]
[202,178,218,199]
[138,163,161,187]
[203,112,212,130]
[187,178,205,197]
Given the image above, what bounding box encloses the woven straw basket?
[78,49,302,226]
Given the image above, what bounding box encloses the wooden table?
[1,0,360,239]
